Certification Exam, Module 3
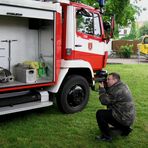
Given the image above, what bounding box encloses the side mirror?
[103,15,115,40]
[103,21,111,32]
[103,21,111,42]
[110,15,115,38]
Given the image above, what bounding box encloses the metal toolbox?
[14,64,36,83]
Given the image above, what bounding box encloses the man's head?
[107,72,120,87]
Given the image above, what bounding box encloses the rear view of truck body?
[0,0,58,92]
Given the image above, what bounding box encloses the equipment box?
[14,65,36,83]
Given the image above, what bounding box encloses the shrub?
[118,44,133,58]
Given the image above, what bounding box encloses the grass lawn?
[0,64,148,148]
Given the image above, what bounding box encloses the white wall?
[0,16,38,71]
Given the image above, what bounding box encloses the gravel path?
[107,56,148,64]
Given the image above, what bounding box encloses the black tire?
[57,75,90,113]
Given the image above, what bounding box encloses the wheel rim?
[67,85,85,108]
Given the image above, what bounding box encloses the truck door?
[75,8,105,70]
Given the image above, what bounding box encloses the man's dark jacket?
[99,81,135,126]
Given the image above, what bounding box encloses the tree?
[121,23,139,40]
[71,0,139,38]
[138,22,148,37]
[71,0,138,26]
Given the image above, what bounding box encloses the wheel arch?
[66,68,93,87]
[48,60,94,93]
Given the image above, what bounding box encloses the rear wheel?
[57,75,90,113]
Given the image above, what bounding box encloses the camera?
[95,76,107,83]
[94,70,108,83]
[93,70,108,91]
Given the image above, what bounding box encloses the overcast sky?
[131,0,148,22]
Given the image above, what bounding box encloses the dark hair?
[108,72,120,81]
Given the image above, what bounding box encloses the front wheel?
[57,75,90,113]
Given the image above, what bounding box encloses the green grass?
[0,64,148,148]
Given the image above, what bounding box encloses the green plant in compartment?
[38,62,46,78]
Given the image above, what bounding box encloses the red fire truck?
[0,0,114,115]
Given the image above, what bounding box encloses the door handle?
[6,12,23,16]
[75,44,82,47]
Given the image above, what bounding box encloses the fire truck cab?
[0,0,114,115]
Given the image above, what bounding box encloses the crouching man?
[96,72,135,141]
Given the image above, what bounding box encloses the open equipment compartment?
[0,3,55,89]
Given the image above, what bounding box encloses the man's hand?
[99,82,104,88]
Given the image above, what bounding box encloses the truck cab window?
[76,9,94,35]
[76,10,101,37]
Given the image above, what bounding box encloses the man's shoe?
[95,135,112,142]
[121,127,133,136]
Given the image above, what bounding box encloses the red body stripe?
[0,82,55,93]
[66,50,106,70]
